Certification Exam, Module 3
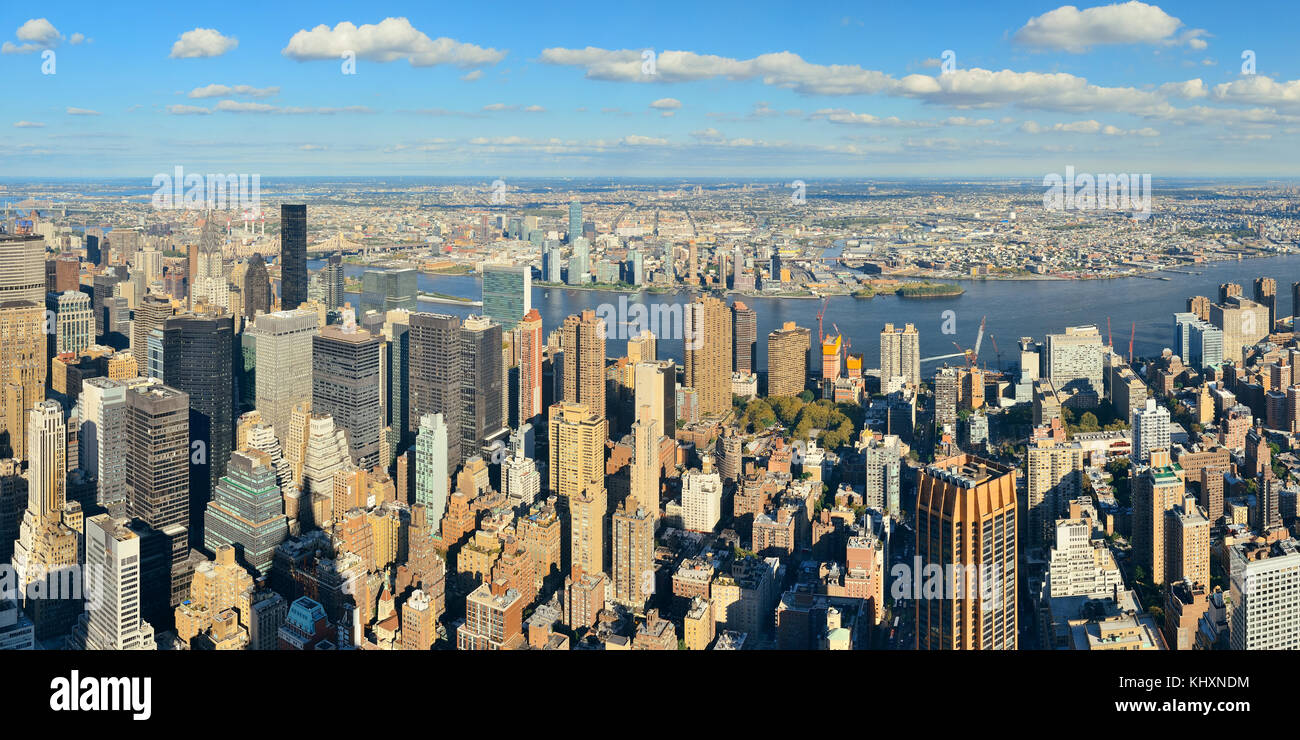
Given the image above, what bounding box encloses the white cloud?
[2,18,70,53]
[66,107,100,116]
[524,105,546,112]
[198,100,373,115]
[69,32,85,45]
[188,84,280,99]
[13,120,45,128]
[216,100,277,113]
[1212,75,1300,108]
[1159,79,1208,99]
[169,28,238,59]
[1012,2,1205,53]
[461,69,483,81]
[482,103,514,111]
[1019,119,1159,136]
[650,97,682,110]
[282,17,504,67]
[166,104,212,115]
[299,144,327,151]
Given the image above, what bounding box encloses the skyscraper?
[321,252,345,312]
[1025,438,1084,547]
[880,322,921,388]
[1045,325,1104,400]
[515,309,543,426]
[78,515,156,650]
[732,301,757,375]
[611,500,654,610]
[204,449,289,576]
[561,310,606,424]
[280,204,307,310]
[915,454,1017,650]
[767,321,810,397]
[126,383,191,536]
[163,313,235,536]
[133,291,174,359]
[684,296,732,417]
[243,253,272,319]
[46,290,92,357]
[1253,277,1277,329]
[631,403,662,527]
[409,312,463,466]
[547,401,606,500]
[460,316,505,463]
[1228,538,1300,650]
[414,413,450,530]
[361,268,418,315]
[249,308,317,446]
[312,324,382,470]
[0,237,47,459]
[568,200,582,243]
[76,377,128,510]
[1132,460,1185,585]
[482,265,531,330]
[190,217,228,311]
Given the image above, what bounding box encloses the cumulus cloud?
[1012,2,1207,53]
[169,27,238,58]
[649,97,682,110]
[66,107,100,116]
[1212,75,1300,108]
[13,120,45,128]
[166,104,212,115]
[811,109,995,127]
[282,17,504,67]
[2,18,79,54]
[188,84,280,99]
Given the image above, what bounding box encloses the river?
[309,254,1300,373]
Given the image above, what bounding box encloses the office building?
[460,316,505,462]
[312,324,382,470]
[78,514,156,650]
[280,205,308,310]
[75,377,128,509]
[409,313,463,466]
[414,413,450,530]
[515,309,543,425]
[915,454,1017,650]
[249,308,317,446]
[46,290,92,356]
[561,309,606,424]
[1228,538,1300,650]
[481,266,531,330]
[204,450,289,576]
[162,314,235,536]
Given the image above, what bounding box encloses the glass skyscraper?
[361,268,418,315]
[481,265,531,329]
[568,200,582,243]
[280,204,308,310]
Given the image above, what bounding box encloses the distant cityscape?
[1,174,1298,653]
[3,0,1300,661]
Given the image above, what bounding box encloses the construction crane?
[1106,317,1113,349]
[1128,322,1136,363]
[988,333,1003,372]
[816,297,830,345]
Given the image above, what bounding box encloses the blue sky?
[2,0,1298,177]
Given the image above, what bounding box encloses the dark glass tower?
[409,312,463,466]
[312,325,382,470]
[162,314,234,541]
[460,316,504,462]
[280,204,307,310]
